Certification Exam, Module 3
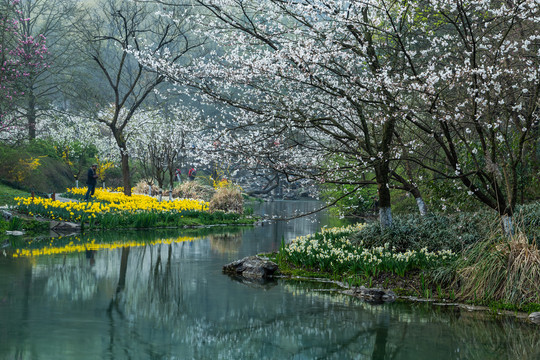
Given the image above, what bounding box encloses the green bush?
[321,183,377,216]
[0,142,74,192]
[7,217,23,231]
[352,211,496,254]
[352,203,539,254]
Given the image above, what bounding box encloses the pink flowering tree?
[0,0,47,141]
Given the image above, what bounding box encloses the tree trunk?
[27,89,36,140]
[121,151,132,196]
[375,166,393,229]
[415,197,428,216]
[501,215,514,237]
[411,187,428,216]
[113,130,132,196]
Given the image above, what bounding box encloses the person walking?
[85,164,98,201]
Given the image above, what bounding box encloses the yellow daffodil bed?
[15,187,252,230]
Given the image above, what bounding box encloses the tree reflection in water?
[0,208,539,359]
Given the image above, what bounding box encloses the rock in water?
[529,312,540,324]
[223,256,278,279]
[344,286,397,303]
[2,210,12,221]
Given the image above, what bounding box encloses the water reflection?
[1,201,538,359]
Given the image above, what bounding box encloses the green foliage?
[25,139,60,159]
[516,202,540,240]
[21,219,49,234]
[0,215,49,235]
[84,208,252,231]
[321,183,377,216]
[0,183,30,206]
[355,203,540,254]
[352,211,495,254]
[422,177,481,213]
[53,139,98,180]
[7,216,23,231]
[0,142,75,192]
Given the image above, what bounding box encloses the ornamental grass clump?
[133,180,160,196]
[455,229,540,305]
[172,181,215,202]
[208,186,244,214]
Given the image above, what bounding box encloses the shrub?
[351,212,493,254]
[172,181,216,202]
[209,186,244,214]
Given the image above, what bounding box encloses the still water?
[1,201,539,359]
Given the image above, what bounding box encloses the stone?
[50,221,81,231]
[2,210,12,221]
[6,230,24,236]
[529,312,540,324]
[347,286,396,303]
[223,256,279,279]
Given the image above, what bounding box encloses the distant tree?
[74,0,205,195]
[0,0,47,142]
[130,107,204,190]
[16,0,81,140]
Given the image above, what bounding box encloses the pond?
[1,201,539,359]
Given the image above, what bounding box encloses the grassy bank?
[0,183,31,206]
[271,203,540,313]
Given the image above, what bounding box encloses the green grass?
[0,183,31,206]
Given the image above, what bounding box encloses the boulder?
[2,210,13,221]
[529,312,540,324]
[50,221,81,231]
[223,256,279,279]
[345,286,396,303]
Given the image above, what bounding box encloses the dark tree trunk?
[375,164,393,229]
[27,90,36,140]
[121,151,132,196]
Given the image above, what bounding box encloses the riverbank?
[299,275,540,323]
[257,205,540,321]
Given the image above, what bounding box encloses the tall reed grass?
[455,226,540,305]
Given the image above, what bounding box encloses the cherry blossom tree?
[129,106,206,190]
[138,0,433,227]
[401,0,539,233]
[140,0,538,232]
